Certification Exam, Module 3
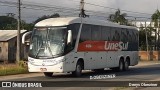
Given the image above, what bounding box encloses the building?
[0,30,27,63]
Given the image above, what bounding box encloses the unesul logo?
[104,41,128,51]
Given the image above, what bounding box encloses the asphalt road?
[0,61,160,90]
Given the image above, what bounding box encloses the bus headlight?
[28,58,35,64]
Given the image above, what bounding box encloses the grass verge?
[0,62,28,76]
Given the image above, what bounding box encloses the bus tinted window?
[101,26,110,41]
[128,29,133,42]
[67,23,80,47]
[110,27,115,41]
[121,28,128,42]
[132,30,137,42]
[115,28,121,41]
[80,24,91,42]
[91,25,101,40]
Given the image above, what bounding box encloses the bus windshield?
[29,27,67,59]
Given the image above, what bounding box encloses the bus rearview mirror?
[67,30,72,45]
[22,31,32,44]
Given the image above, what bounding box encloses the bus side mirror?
[22,31,32,44]
[67,30,72,45]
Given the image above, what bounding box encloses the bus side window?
[132,30,137,42]
[110,27,115,41]
[101,26,110,41]
[114,28,121,41]
[67,24,80,47]
[121,28,128,42]
[128,29,133,42]
[79,24,91,42]
[91,25,101,41]
[66,23,80,53]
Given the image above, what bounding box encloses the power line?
[0,1,79,13]
[85,2,153,15]
[0,1,81,17]
[0,0,153,21]
[68,0,153,16]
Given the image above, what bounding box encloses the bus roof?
[35,17,137,29]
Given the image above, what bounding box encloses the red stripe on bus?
[77,41,128,52]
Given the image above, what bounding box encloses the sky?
[0,0,160,23]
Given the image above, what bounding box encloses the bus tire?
[72,61,82,77]
[44,72,53,77]
[111,59,124,71]
[124,60,129,71]
[118,59,124,71]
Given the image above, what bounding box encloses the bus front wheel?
[72,61,82,77]
[44,72,53,77]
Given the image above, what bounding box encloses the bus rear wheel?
[72,61,82,77]
[124,60,129,71]
[44,72,53,77]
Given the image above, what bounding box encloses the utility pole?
[145,21,149,60]
[79,0,84,17]
[134,18,136,27]
[79,0,89,18]
[158,18,160,50]
[16,0,21,63]
[158,18,160,61]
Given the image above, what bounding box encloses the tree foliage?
[34,13,60,24]
[0,16,34,30]
[109,9,128,25]
[0,16,17,30]
[139,26,155,50]
[151,9,160,27]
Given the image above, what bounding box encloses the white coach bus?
[22,17,139,77]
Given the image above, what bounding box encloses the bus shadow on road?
[47,69,127,79]
[47,64,160,79]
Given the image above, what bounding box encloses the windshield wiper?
[35,42,44,58]
[46,29,54,57]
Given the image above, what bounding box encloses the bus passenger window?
[101,26,110,41]
[91,25,101,41]
[80,24,91,42]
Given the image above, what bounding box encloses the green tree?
[151,9,160,27]
[0,16,17,30]
[109,9,127,25]
[139,26,154,50]
[21,20,34,31]
[34,13,60,24]
[0,15,34,30]
[151,10,160,50]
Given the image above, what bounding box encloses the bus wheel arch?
[72,58,84,77]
